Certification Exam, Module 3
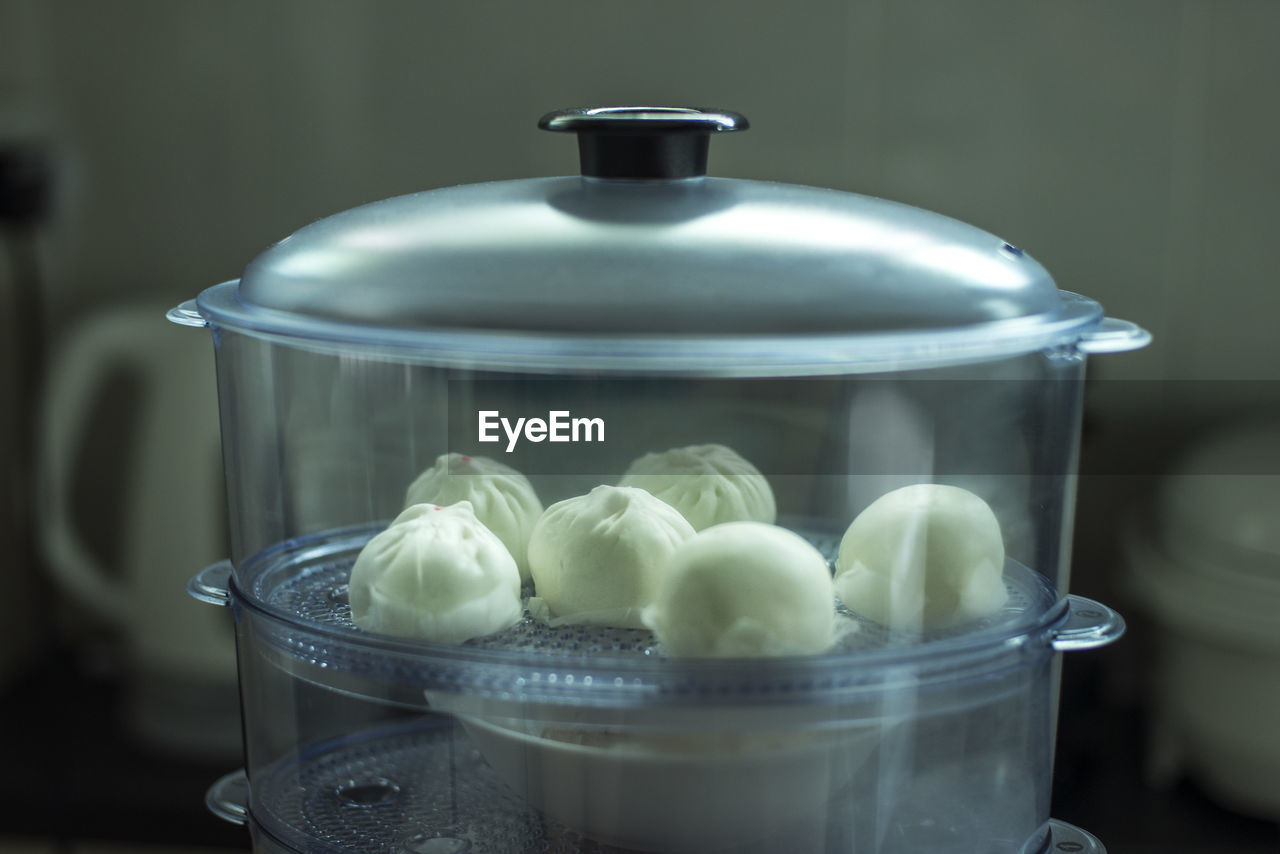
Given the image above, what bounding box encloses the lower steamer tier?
[205,718,1106,854]
[207,522,1118,853]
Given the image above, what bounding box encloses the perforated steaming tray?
[209,519,1060,714]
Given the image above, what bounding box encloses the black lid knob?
[538,107,748,180]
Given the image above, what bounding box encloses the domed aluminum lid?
[187,107,1147,373]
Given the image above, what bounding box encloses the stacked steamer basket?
[176,108,1149,853]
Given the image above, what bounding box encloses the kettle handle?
[35,307,176,624]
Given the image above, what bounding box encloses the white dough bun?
[833,483,1008,631]
[527,485,695,629]
[405,452,543,582]
[643,521,836,658]
[619,443,776,531]
[349,501,523,644]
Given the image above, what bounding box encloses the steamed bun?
[527,485,695,628]
[349,501,523,643]
[405,453,542,582]
[643,522,835,657]
[619,444,776,531]
[833,484,1008,631]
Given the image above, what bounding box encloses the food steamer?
[174,107,1149,853]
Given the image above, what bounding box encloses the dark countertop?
[0,646,250,850]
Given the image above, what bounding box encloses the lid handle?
[166,299,208,329]
[539,106,748,180]
[1076,316,1151,354]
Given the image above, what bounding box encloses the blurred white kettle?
[37,301,239,759]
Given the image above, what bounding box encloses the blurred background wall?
[1,1,1277,851]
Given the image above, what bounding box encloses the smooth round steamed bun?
[619,444,776,531]
[405,453,542,583]
[833,484,1008,631]
[527,485,695,629]
[348,501,522,643]
[643,521,835,657]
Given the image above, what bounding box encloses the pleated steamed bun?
[833,484,1008,631]
[642,521,836,657]
[527,485,695,629]
[348,501,523,644]
[405,453,542,583]
[619,443,776,531]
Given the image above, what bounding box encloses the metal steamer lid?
[187,106,1146,372]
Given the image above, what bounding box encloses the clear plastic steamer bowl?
[177,108,1146,854]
